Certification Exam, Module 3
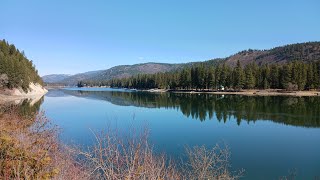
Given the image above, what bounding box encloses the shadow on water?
[60,89,320,128]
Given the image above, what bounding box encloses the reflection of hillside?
[45,89,72,97]
[0,97,44,118]
[63,90,320,128]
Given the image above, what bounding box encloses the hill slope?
[90,63,186,81]
[0,39,45,93]
[43,42,320,85]
[42,74,71,83]
[59,70,105,85]
[46,63,187,85]
[224,42,320,67]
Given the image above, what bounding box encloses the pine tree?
[306,63,314,89]
[233,60,244,90]
[269,65,279,89]
[244,65,255,89]
[280,64,292,89]
[207,67,215,90]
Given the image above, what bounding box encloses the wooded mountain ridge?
[43,41,320,85]
[47,63,187,85]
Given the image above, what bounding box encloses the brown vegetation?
[0,107,89,179]
[77,127,244,179]
[1,108,244,179]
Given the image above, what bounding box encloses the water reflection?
[0,96,44,118]
[61,89,320,128]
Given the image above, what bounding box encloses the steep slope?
[224,42,320,67]
[0,39,46,96]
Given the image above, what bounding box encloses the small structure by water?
[219,85,225,91]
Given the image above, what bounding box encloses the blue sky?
[1,0,319,76]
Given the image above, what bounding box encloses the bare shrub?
[1,107,244,179]
[0,110,58,179]
[51,145,91,180]
[279,168,297,180]
[77,127,181,179]
[78,126,244,180]
[285,83,298,91]
[182,144,245,180]
[0,108,89,179]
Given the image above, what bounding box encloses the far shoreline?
[55,86,320,97]
[139,88,320,97]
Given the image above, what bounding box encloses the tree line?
[81,60,320,91]
[0,39,43,91]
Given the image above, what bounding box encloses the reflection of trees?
[0,97,44,118]
[64,90,320,127]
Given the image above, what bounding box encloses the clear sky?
[1,0,320,76]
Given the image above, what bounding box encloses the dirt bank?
[0,83,47,104]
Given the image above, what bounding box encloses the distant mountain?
[50,70,104,85]
[44,42,320,85]
[45,63,187,85]
[89,63,186,81]
[42,74,71,83]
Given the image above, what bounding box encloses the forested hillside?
[91,63,186,81]
[76,42,320,90]
[97,60,320,91]
[46,42,320,87]
[46,63,189,85]
[0,40,43,91]
[42,74,70,83]
[224,42,320,67]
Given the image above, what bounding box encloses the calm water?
[38,88,320,179]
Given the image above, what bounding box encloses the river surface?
[38,88,320,179]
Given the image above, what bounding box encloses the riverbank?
[142,89,320,96]
[44,86,320,96]
[0,83,48,104]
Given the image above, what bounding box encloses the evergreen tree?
[244,65,255,89]
[280,64,292,89]
[233,60,244,89]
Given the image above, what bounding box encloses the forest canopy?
[0,39,43,91]
[78,42,320,91]
[82,60,320,91]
